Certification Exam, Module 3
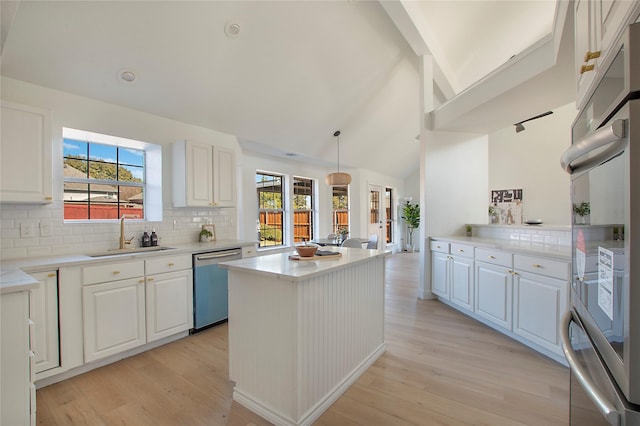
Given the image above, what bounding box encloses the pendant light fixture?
[325,130,352,186]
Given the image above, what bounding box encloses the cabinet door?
[30,271,60,374]
[0,101,52,204]
[213,146,236,207]
[475,261,513,330]
[450,256,474,312]
[187,141,214,206]
[146,270,193,342]
[600,0,640,57]
[575,0,601,108]
[431,252,449,299]
[513,271,567,355]
[1,291,31,426]
[82,278,146,362]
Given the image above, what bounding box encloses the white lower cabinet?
[450,243,474,311]
[1,290,35,426]
[513,254,569,355]
[83,277,146,363]
[431,242,474,312]
[145,269,192,342]
[29,271,60,374]
[474,261,513,331]
[431,251,450,299]
[513,271,567,355]
[432,239,571,362]
[81,255,193,363]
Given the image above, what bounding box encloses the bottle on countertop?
[141,231,151,247]
[150,229,158,246]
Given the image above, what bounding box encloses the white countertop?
[0,239,257,293]
[220,247,390,282]
[431,235,571,260]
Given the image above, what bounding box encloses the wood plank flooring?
[36,252,569,425]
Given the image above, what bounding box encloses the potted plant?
[199,228,213,243]
[573,201,590,224]
[465,225,472,237]
[401,201,420,252]
[488,205,498,224]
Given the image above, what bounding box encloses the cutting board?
[288,252,342,261]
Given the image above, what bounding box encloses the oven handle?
[561,310,621,426]
[561,119,626,175]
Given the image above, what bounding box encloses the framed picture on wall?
[490,189,523,225]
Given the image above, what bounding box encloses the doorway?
[368,184,384,249]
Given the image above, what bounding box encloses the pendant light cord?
[334,130,341,173]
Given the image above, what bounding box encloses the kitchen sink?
[86,246,177,258]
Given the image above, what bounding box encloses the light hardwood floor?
[37,252,569,425]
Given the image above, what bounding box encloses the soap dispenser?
[150,229,158,246]
[142,230,151,247]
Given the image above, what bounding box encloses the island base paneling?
[228,256,386,426]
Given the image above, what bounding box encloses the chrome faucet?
[119,215,135,249]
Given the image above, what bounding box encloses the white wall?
[488,102,576,225]
[1,77,241,259]
[420,130,489,298]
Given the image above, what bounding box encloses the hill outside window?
[62,127,161,221]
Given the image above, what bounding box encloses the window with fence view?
[257,172,284,247]
[386,187,394,243]
[63,130,145,221]
[332,186,349,235]
[293,177,315,243]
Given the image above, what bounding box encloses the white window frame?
[62,127,162,222]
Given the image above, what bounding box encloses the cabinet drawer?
[242,245,257,258]
[514,254,569,280]
[430,240,450,253]
[451,243,473,258]
[145,254,192,275]
[83,260,144,285]
[475,248,512,267]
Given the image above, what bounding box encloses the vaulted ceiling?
[0,1,574,179]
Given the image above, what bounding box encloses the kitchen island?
[221,247,389,426]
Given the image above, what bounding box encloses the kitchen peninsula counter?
[221,248,389,426]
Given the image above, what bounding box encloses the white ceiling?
[0,1,574,179]
[415,1,557,94]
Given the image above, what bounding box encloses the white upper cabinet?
[213,146,236,207]
[575,0,640,108]
[574,0,601,108]
[1,101,52,204]
[172,140,236,207]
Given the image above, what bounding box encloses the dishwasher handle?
[196,250,241,261]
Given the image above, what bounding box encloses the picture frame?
[200,224,216,242]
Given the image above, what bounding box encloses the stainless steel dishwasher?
[192,248,242,332]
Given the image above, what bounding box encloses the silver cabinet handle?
[560,311,620,426]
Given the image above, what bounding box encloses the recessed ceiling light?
[117,68,137,85]
[224,21,241,38]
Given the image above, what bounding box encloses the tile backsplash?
[472,224,572,246]
[0,201,237,260]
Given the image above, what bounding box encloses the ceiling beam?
[379,0,455,101]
